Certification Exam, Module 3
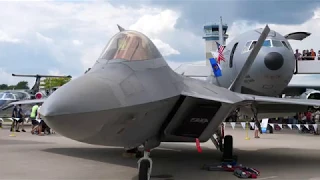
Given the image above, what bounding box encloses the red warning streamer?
[195,138,202,153]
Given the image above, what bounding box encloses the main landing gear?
[137,150,153,180]
[211,123,237,162]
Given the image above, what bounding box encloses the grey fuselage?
[211,28,296,96]
[40,30,243,149]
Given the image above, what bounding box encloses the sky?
[0,0,320,87]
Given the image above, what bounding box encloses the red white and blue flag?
[216,42,225,64]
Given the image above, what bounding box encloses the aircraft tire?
[139,159,150,180]
[222,135,233,161]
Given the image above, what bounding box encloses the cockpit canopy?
[99,31,163,61]
[242,39,292,53]
[0,92,16,100]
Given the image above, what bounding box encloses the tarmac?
[1,123,320,180]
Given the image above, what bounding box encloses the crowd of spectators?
[295,49,320,60]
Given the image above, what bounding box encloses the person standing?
[30,103,40,134]
[15,104,26,132]
[36,105,44,136]
[10,105,17,132]
[295,49,301,60]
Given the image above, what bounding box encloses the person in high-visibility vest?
[30,103,40,134]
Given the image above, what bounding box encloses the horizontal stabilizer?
[12,74,72,78]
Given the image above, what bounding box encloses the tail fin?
[209,58,222,77]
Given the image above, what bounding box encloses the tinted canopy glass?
[99,31,163,61]
[272,40,283,47]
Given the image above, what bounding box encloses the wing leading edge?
[181,88,320,116]
[8,99,46,106]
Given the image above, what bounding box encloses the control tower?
[203,17,229,66]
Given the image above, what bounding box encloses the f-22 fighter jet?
[12,25,320,180]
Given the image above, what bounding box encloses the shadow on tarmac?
[43,143,320,180]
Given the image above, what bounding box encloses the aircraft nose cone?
[39,74,121,141]
[40,74,120,118]
[264,52,284,71]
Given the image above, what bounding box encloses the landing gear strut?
[124,147,143,158]
[211,123,237,162]
[137,150,153,180]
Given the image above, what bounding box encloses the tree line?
[0,81,29,90]
[0,77,71,90]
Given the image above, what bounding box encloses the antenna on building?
[219,16,223,45]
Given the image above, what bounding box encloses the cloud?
[48,69,62,76]
[0,68,34,88]
[152,39,180,56]
[130,9,179,36]
[1,1,320,90]
[36,32,54,44]
[227,8,320,49]
[138,0,319,37]
[0,30,21,43]
[129,9,181,57]
[72,40,83,46]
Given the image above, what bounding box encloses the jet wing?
[181,88,320,116]
[8,99,46,106]
[284,32,311,41]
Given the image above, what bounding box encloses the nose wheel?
[137,150,153,180]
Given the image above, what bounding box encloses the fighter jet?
[9,25,320,180]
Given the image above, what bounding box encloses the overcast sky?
[0,0,320,87]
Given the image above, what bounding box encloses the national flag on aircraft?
[209,58,222,77]
[216,42,225,64]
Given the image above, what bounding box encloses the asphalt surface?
[1,123,320,180]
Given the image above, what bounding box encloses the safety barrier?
[294,59,320,74]
[222,121,318,132]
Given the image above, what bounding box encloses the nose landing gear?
[137,150,153,180]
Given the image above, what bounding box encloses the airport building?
[203,22,228,66]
